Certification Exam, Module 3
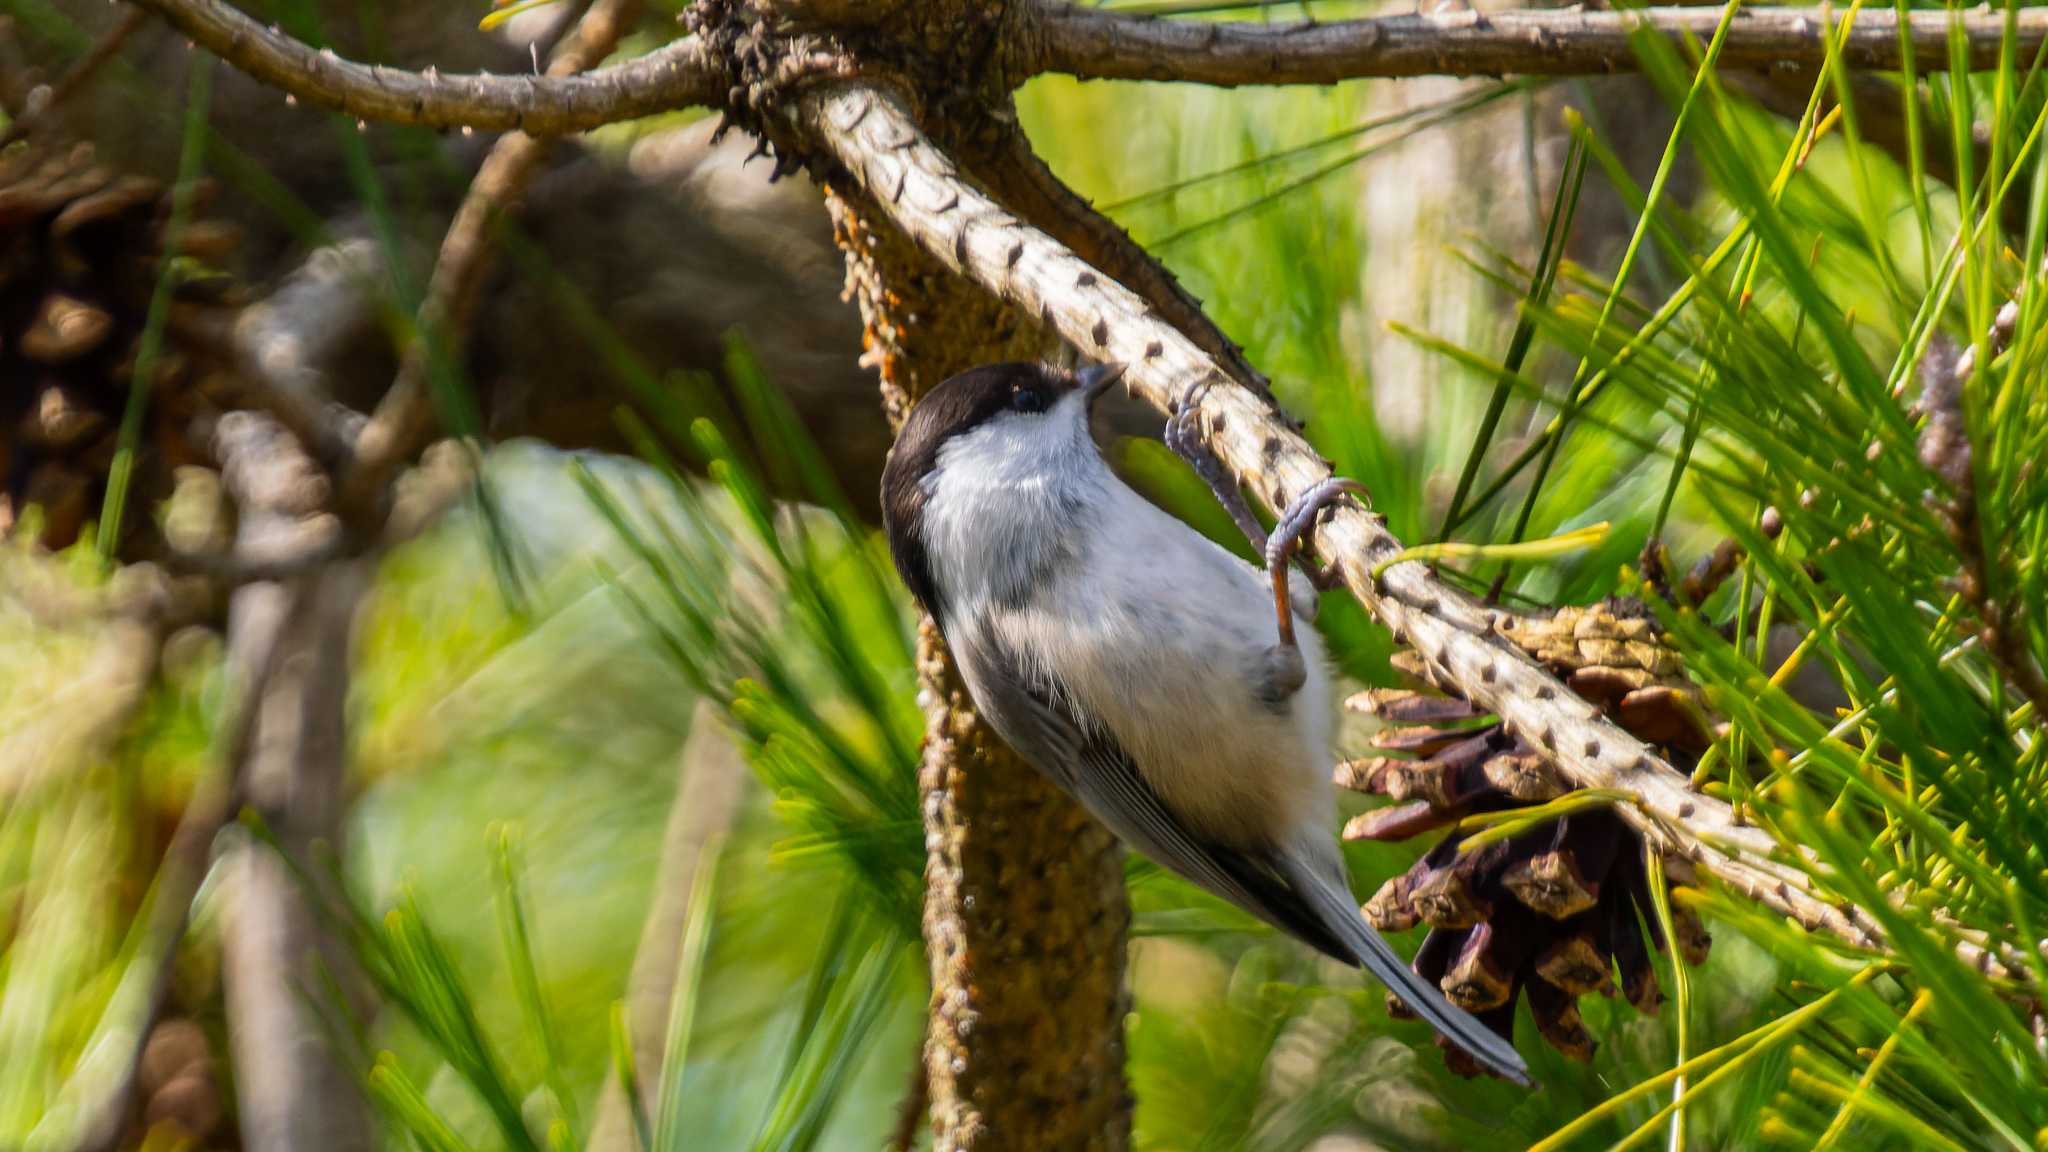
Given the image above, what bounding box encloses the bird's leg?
[1167,386,1308,702]
[1167,383,1373,700]
[1264,477,1374,650]
[1166,380,1270,555]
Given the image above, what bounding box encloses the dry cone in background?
[136,1017,228,1147]
[1343,594,1715,1075]
[0,139,246,1150]
[1,135,243,552]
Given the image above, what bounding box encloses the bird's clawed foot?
[1165,381,1372,688]
[1167,379,1271,555]
[1266,477,1373,648]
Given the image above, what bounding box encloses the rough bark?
[40,4,2035,1141]
[964,124,1270,400]
[0,7,145,148]
[827,177,1133,1151]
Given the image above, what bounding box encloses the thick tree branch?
[799,78,1894,963]
[1025,4,2048,85]
[759,0,906,31]
[126,0,720,134]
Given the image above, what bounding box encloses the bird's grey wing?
[952,626,1534,1087]
[950,629,1351,960]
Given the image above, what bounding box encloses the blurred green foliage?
[7,7,2048,1151]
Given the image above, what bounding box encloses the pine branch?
[1026,4,2048,85]
[1918,337,2048,727]
[125,0,721,134]
[799,76,1899,963]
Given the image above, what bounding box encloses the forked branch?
[797,78,1901,963]
[1028,3,2048,85]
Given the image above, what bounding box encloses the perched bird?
[880,360,1532,1086]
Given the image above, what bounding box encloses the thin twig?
[1906,240,2048,719]
[126,0,719,134]
[800,77,1893,963]
[335,0,643,532]
[1027,4,2048,85]
[70,588,294,1152]
[535,0,601,62]
[0,8,150,147]
[1917,337,2048,723]
[214,402,380,1150]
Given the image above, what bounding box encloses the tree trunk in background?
[827,184,1135,1152]
[1361,12,1686,462]
[218,415,373,1152]
[587,701,747,1152]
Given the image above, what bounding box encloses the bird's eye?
[1010,388,1047,414]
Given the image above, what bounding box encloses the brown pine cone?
[1,133,244,552]
[1342,596,1715,1073]
[1494,598,1716,752]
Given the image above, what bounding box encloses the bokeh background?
[7,2,2045,1150]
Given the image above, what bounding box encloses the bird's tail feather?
[1290,861,1533,1087]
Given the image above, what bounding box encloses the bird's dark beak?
[1077,362,1127,409]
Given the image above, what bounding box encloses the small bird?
[880,360,1532,1086]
